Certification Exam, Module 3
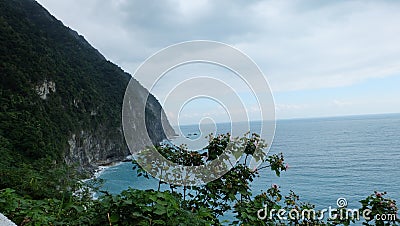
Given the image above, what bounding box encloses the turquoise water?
[97,113,400,223]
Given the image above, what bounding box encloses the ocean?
[96,113,400,224]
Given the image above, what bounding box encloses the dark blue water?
[97,113,400,223]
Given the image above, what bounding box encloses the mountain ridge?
[0,0,175,196]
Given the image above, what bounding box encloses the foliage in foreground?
[0,133,399,225]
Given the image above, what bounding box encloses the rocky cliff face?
[0,0,175,172]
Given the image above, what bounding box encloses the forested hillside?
[0,0,175,198]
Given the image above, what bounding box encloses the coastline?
[77,155,133,199]
[95,155,133,178]
[84,155,133,181]
[93,163,121,179]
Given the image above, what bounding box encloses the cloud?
[333,100,352,107]
[276,104,308,111]
[234,1,400,92]
[36,0,400,119]
[37,0,400,92]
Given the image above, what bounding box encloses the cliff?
[0,0,175,177]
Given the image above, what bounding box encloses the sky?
[36,0,400,125]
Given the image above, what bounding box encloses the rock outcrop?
[0,0,175,173]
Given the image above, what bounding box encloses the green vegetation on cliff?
[0,0,174,198]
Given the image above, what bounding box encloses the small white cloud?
[276,104,307,111]
[333,100,352,107]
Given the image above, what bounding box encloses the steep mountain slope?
[0,0,175,196]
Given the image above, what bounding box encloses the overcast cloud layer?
[37,0,400,122]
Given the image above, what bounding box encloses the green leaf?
[153,207,167,215]
[109,213,120,223]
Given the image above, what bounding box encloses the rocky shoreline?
[90,155,133,179]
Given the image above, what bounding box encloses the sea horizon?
[172,112,400,127]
